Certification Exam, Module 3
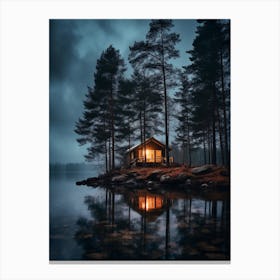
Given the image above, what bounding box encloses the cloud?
[50,20,81,81]
[49,19,198,164]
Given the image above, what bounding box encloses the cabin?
[125,137,173,166]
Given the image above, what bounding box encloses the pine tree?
[115,78,136,157]
[129,70,163,163]
[129,19,180,165]
[75,45,125,171]
[187,20,230,165]
[174,69,193,166]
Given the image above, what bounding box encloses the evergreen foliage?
[75,20,230,170]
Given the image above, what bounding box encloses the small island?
[76,137,229,192]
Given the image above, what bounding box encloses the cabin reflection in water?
[128,191,165,211]
[127,191,170,223]
[138,195,163,211]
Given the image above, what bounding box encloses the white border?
[1,0,279,279]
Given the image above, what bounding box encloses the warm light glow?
[138,148,162,163]
[145,149,154,162]
[138,195,163,211]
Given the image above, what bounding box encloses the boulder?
[185,178,192,186]
[176,173,189,182]
[147,169,163,181]
[201,183,209,189]
[191,165,214,175]
[160,173,190,185]
[123,178,137,186]
[147,180,154,187]
[160,174,171,183]
[135,176,145,183]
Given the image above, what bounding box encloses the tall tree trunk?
[143,100,147,163]
[140,111,143,144]
[212,85,217,165]
[160,26,169,165]
[128,123,131,150]
[207,125,211,164]
[182,141,186,165]
[104,139,108,173]
[103,117,108,172]
[212,118,216,165]
[186,111,192,167]
[203,132,207,165]
[110,81,115,169]
[108,136,111,171]
[220,49,229,167]
[216,108,225,165]
[128,123,131,167]
[188,143,192,167]
[162,66,169,165]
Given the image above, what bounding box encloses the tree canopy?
[75,20,230,170]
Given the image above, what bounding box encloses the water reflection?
[73,187,230,260]
[138,194,164,211]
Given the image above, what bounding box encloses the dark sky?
[49,19,198,164]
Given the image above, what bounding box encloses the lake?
[50,170,230,261]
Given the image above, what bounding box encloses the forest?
[75,19,230,172]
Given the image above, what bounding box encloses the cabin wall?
[126,139,169,166]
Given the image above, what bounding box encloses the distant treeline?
[172,145,226,167]
[75,19,230,171]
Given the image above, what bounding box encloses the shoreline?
[76,164,230,192]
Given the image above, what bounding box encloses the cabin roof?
[125,137,165,153]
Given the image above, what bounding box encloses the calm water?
[50,171,230,261]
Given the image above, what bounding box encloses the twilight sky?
[50,19,198,164]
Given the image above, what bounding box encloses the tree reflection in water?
[74,187,230,260]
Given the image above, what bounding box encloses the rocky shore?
[76,165,230,192]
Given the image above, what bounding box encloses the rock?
[176,173,189,182]
[160,174,171,183]
[185,178,192,186]
[160,173,188,185]
[147,170,163,181]
[201,183,208,189]
[111,174,128,183]
[191,165,214,175]
[147,180,154,187]
[135,176,145,183]
[123,178,137,186]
